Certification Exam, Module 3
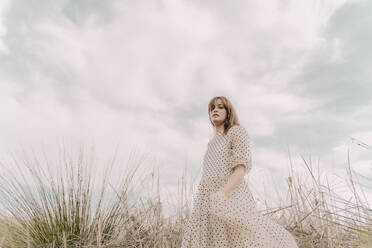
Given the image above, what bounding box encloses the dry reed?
[0,143,370,248]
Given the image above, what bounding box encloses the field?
[0,145,371,248]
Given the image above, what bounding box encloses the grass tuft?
[0,144,371,247]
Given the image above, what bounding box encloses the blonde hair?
[208,96,240,135]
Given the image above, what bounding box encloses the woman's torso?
[199,130,253,203]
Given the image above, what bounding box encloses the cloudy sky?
[0,0,371,212]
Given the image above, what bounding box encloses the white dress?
[181,125,298,247]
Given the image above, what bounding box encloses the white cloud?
[0,0,9,52]
[2,0,371,210]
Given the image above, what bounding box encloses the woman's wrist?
[220,188,230,197]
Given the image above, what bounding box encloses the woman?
[181,96,298,247]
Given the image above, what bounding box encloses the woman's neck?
[215,125,225,135]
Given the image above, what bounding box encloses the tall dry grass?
[0,143,371,247]
[259,151,372,248]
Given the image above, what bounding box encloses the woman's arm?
[221,165,246,197]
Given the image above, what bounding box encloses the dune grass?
[0,144,371,247]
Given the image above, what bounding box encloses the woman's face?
[210,98,227,126]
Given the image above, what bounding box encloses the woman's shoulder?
[225,125,250,148]
[226,124,248,138]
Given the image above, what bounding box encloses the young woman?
[181,96,298,247]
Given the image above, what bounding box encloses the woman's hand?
[221,165,246,197]
[213,188,230,199]
[218,188,230,197]
[211,189,227,202]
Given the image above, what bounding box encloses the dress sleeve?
[228,125,252,174]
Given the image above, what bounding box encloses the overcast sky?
[0,0,371,212]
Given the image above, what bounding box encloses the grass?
[0,144,371,248]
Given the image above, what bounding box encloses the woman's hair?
[208,96,240,135]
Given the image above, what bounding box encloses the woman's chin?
[213,120,224,126]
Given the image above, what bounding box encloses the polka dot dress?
[181,125,298,248]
